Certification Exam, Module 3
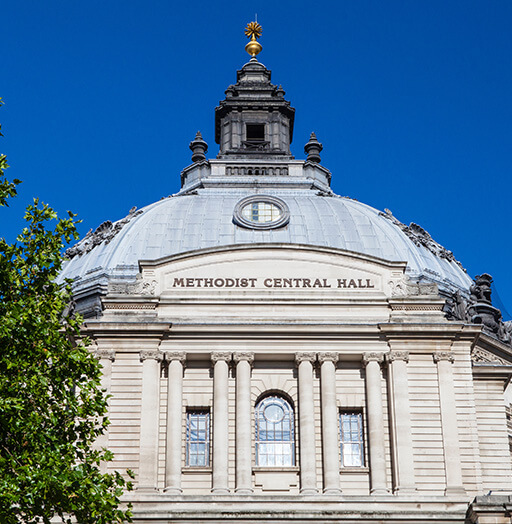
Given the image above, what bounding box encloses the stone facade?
[68,53,512,523]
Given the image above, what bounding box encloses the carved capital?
[318,352,339,363]
[94,349,116,361]
[233,351,254,364]
[211,351,232,363]
[295,352,316,364]
[386,350,409,363]
[362,352,384,365]
[163,351,186,364]
[433,351,455,363]
[140,350,163,362]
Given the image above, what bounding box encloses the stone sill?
[182,467,212,473]
[252,466,299,473]
[340,466,369,473]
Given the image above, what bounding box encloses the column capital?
[318,352,339,363]
[295,352,316,364]
[211,351,232,363]
[140,350,163,362]
[164,350,186,363]
[362,352,384,365]
[386,350,409,363]
[94,349,116,361]
[433,351,455,363]
[233,351,254,364]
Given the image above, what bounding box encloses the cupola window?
[244,124,268,151]
[233,195,290,230]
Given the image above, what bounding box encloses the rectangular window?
[339,411,364,467]
[246,123,265,142]
[186,410,210,467]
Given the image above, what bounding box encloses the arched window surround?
[255,393,295,467]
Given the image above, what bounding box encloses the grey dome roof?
[60,186,472,294]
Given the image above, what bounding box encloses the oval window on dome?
[233,195,290,230]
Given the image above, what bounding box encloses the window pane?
[255,396,295,466]
[339,412,364,467]
[186,410,210,467]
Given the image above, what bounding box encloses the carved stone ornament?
[388,275,438,297]
[379,208,465,270]
[233,352,255,364]
[433,351,455,363]
[211,351,232,363]
[362,352,385,365]
[163,351,186,363]
[444,274,512,348]
[386,350,409,363]
[140,350,163,362]
[108,273,157,296]
[317,352,339,363]
[65,206,143,259]
[94,349,116,361]
[295,352,317,364]
[471,347,509,366]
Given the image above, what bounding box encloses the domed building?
[64,24,512,524]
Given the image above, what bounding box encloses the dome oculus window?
[234,195,290,230]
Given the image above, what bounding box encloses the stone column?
[386,350,416,494]
[234,352,254,494]
[211,352,231,494]
[295,352,318,495]
[138,350,163,491]
[434,351,466,496]
[318,352,342,495]
[363,352,390,495]
[163,351,186,494]
[94,349,115,474]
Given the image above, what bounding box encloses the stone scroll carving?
[108,273,157,296]
[65,207,143,259]
[379,208,464,270]
[388,274,438,297]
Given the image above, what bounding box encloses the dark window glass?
[246,124,265,141]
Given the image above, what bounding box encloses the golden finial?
[244,21,262,58]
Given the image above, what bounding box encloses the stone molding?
[433,351,455,363]
[295,352,317,364]
[233,351,254,364]
[163,351,186,363]
[140,350,163,362]
[94,349,116,361]
[362,352,385,365]
[317,352,339,363]
[211,351,232,363]
[471,347,509,366]
[386,350,409,363]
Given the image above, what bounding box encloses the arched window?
[255,395,295,466]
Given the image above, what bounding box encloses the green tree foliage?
[0,100,133,523]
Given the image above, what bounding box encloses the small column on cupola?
[304,132,323,163]
[189,131,208,163]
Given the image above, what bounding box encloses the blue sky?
[2,1,511,313]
